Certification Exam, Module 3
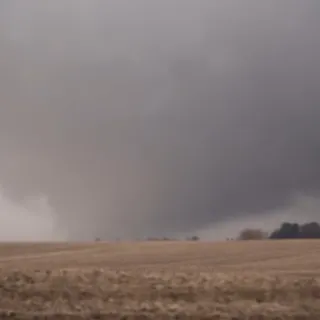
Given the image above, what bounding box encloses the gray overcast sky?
[0,1,319,240]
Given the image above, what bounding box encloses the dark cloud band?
[0,1,319,239]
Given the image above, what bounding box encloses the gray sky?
[0,1,319,240]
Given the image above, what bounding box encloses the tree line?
[238,222,320,240]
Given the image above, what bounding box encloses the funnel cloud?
[0,1,319,240]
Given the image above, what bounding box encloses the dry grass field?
[0,240,320,319]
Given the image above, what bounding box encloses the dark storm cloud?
[0,0,319,239]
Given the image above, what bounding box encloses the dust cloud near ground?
[0,1,319,240]
[0,189,67,241]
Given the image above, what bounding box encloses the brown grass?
[0,240,320,319]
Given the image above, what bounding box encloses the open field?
[0,240,320,319]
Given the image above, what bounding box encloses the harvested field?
[0,240,320,319]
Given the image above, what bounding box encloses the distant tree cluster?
[145,236,200,241]
[186,235,200,241]
[238,222,320,240]
[269,222,320,239]
[237,228,268,240]
[146,237,177,241]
